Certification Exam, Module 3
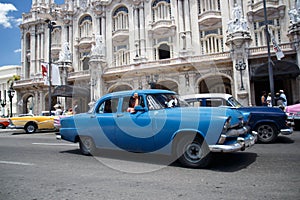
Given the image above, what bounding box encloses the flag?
[268,28,284,60]
[41,62,49,85]
[51,64,61,85]
[41,63,61,86]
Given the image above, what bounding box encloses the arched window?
[152,0,171,22]
[52,27,61,46]
[82,57,90,70]
[158,44,170,59]
[112,6,129,32]
[79,15,92,38]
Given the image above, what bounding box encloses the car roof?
[101,89,176,99]
[182,93,233,100]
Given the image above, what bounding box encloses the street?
[0,130,299,200]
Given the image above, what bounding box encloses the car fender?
[250,118,279,132]
[171,129,206,143]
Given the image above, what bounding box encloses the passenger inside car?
[127,93,139,113]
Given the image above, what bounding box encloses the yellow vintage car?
[8,115,56,133]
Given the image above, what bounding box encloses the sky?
[0,0,64,67]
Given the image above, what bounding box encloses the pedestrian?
[279,90,287,107]
[266,93,272,107]
[261,91,267,106]
[72,100,80,114]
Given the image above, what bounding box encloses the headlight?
[222,117,231,132]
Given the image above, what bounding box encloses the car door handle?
[117,114,124,117]
[90,115,96,118]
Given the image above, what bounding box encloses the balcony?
[112,29,129,44]
[149,19,176,38]
[76,36,93,50]
[247,0,285,21]
[198,11,222,27]
[68,70,90,81]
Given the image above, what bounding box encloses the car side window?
[121,95,145,112]
[97,98,118,114]
[147,95,165,110]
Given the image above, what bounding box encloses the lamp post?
[45,19,56,116]
[235,60,246,90]
[7,87,15,117]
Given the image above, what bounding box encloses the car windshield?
[146,93,189,110]
[228,97,243,108]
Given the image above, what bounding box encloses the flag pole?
[263,0,275,106]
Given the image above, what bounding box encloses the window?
[158,44,170,59]
[97,98,118,114]
[114,48,130,66]
[200,28,223,54]
[146,94,188,110]
[113,6,129,32]
[198,0,221,14]
[253,18,281,47]
[152,0,171,22]
[121,95,145,112]
[79,15,92,39]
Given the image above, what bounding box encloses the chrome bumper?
[209,131,257,153]
[280,128,293,135]
[7,124,23,129]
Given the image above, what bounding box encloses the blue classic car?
[58,90,257,168]
[183,93,293,143]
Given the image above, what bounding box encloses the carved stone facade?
[14,0,300,114]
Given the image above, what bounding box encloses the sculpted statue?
[289,0,300,24]
[227,4,248,33]
[58,42,71,62]
[91,34,104,56]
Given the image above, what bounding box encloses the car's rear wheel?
[25,123,37,134]
[0,124,5,129]
[175,135,211,168]
[256,124,277,143]
[79,136,96,155]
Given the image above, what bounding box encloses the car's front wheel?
[256,124,278,143]
[25,123,37,134]
[175,135,211,168]
[79,136,96,155]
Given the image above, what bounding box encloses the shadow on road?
[60,148,257,172]
[209,152,257,172]
[274,136,294,144]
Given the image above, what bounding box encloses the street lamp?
[7,87,15,117]
[235,60,246,90]
[45,19,56,116]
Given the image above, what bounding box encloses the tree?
[7,75,20,88]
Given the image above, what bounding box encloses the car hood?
[235,106,285,121]
[286,104,300,113]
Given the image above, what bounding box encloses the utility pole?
[263,0,275,106]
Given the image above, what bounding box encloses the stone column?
[288,22,300,103]
[139,4,146,59]
[30,28,37,75]
[89,56,106,105]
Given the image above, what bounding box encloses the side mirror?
[134,105,146,112]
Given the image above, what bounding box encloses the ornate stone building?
[14,0,300,114]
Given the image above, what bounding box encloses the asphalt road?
[0,129,299,200]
